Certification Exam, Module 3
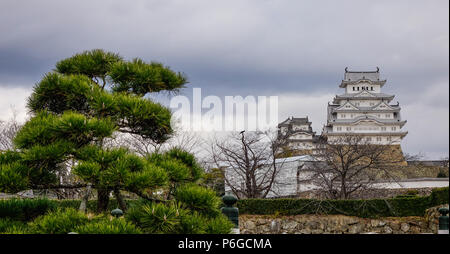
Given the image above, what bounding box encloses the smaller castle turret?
[277,116,319,156]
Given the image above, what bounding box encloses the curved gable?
[335,101,359,111]
[373,101,395,110]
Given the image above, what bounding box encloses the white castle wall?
[225,156,449,198]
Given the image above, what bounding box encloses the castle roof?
[323,131,408,138]
[331,101,401,113]
[344,67,380,81]
[339,67,387,88]
[328,115,407,127]
[333,91,394,102]
[278,117,311,126]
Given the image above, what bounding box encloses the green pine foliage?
[177,212,209,234]
[0,111,117,191]
[0,49,234,233]
[0,152,27,193]
[0,49,189,210]
[177,212,234,234]
[0,198,57,221]
[164,148,204,181]
[27,72,174,142]
[29,208,90,234]
[147,148,204,183]
[112,92,173,141]
[55,49,123,79]
[74,218,142,234]
[0,163,29,193]
[125,201,183,234]
[175,184,222,217]
[0,219,28,234]
[27,73,94,114]
[73,146,169,192]
[109,58,187,95]
[125,200,233,234]
[204,214,235,234]
[14,111,116,149]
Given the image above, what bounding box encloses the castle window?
[371,87,374,91]
[357,87,360,91]
[381,127,386,131]
[366,137,372,141]
[385,114,390,118]
[337,127,342,131]
[346,127,351,131]
[352,87,355,91]
[376,137,382,141]
[391,126,396,131]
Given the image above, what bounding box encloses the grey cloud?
[0,0,448,158]
[1,0,447,90]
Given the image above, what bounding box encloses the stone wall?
[239,204,448,234]
[424,204,448,233]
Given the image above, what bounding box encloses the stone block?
[400,223,410,232]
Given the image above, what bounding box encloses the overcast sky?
[0,0,448,159]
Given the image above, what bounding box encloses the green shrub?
[74,218,142,234]
[204,214,234,234]
[0,198,57,221]
[175,184,221,217]
[437,171,448,178]
[177,212,233,234]
[177,212,207,234]
[394,195,416,199]
[237,187,449,218]
[55,199,137,213]
[125,199,234,234]
[404,189,419,196]
[29,208,89,234]
[1,224,30,234]
[125,201,181,234]
[0,218,27,233]
[428,187,449,205]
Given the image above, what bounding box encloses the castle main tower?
[323,68,408,145]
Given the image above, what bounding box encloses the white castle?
[226,69,450,198]
[278,68,408,151]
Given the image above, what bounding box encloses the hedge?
[0,199,137,221]
[46,199,139,214]
[237,187,449,218]
[0,198,57,221]
[1,187,447,220]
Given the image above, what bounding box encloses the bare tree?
[0,110,21,151]
[307,135,404,199]
[105,127,202,157]
[208,130,286,199]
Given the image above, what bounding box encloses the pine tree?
[0,50,216,217]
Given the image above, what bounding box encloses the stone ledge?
[239,206,447,234]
